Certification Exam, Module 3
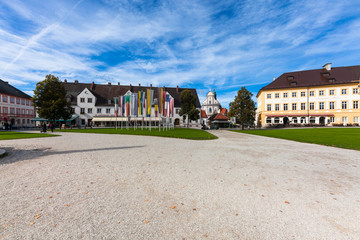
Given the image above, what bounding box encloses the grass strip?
[0,131,58,141]
[57,127,218,140]
[232,128,360,150]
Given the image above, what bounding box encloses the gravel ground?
[0,130,359,240]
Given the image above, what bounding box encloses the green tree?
[179,90,200,127]
[228,87,256,130]
[32,74,72,123]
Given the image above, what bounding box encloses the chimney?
[64,79,67,83]
[118,82,120,85]
[323,63,332,71]
[108,82,111,85]
[5,81,8,84]
[90,81,94,90]
[273,77,275,81]
[74,80,78,84]
[176,85,179,93]
[163,86,165,91]
[139,83,141,87]
[150,84,152,88]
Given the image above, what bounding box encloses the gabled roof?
[0,79,31,99]
[220,108,228,115]
[201,109,207,118]
[214,114,229,121]
[63,82,201,108]
[258,65,360,96]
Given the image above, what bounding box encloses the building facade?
[202,90,221,116]
[63,81,202,127]
[0,79,36,128]
[257,64,360,127]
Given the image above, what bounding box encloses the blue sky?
[1,0,360,108]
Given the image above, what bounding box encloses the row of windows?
[0,107,34,115]
[0,95,31,105]
[79,97,93,103]
[266,116,358,124]
[80,108,111,114]
[267,88,359,99]
[266,101,359,111]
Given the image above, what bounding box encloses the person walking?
[42,123,47,133]
[50,123,54,133]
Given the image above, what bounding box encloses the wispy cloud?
[0,0,360,108]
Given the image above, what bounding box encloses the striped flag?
[114,97,119,117]
[138,91,142,116]
[125,95,131,116]
[154,98,158,117]
[159,88,163,115]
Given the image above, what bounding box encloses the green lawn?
[233,128,360,150]
[57,128,218,140]
[0,131,58,141]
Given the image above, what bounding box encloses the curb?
[0,149,6,158]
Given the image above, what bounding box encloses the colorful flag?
[159,88,163,115]
[125,95,131,116]
[154,98,158,117]
[138,91,142,116]
[114,97,119,117]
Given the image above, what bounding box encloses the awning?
[31,115,79,122]
[92,117,162,122]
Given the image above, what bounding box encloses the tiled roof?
[201,109,207,118]
[0,79,31,99]
[214,113,229,121]
[258,65,360,96]
[63,82,201,108]
[220,108,228,115]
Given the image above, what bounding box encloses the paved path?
[0,130,359,239]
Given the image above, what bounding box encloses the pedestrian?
[50,123,54,132]
[42,123,47,133]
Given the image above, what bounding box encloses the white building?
[63,80,202,127]
[202,89,221,116]
[0,79,36,128]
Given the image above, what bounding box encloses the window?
[16,109,20,114]
[106,108,111,114]
[27,119,30,124]
[301,103,306,110]
[292,117,298,123]
[353,101,359,109]
[353,88,359,94]
[108,100,111,104]
[267,94,271,99]
[266,117,271,123]
[80,98,85,103]
[274,117,280,123]
[10,97,14,103]
[88,108,92,114]
[80,108,85,114]
[275,104,279,111]
[301,92,305,97]
[310,91,314,96]
[267,104,271,111]
[330,117,335,123]
[209,108,212,113]
[354,117,359,123]
[310,103,314,110]
[283,104,288,111]
[10,108,14,114]
[16,98,20,104]
[3,107,7,113]
[26,100,29,105]
[300,117,306,123]
[341,89,347,95]
[319,102,324,110]
[329,102,335,109]
[292,92,297,97]
[310,117,315,123]
[329,90,335,95]
[319,90,324,96]
[275,93,279,98]
[3,96,7,102]
[342,101,347,109]
[21,99,24,105]
[342,117,348,123]
[88,98,92,103]
[97,108,102,113]
[22,109,25,114]
[81,119,85,125]
[292,103,297,110]
[283,93,288,98]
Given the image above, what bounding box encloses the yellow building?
[257,63,360,127]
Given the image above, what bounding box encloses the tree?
[179,90,200,127]
[32,74,72,123]
[228,87,256,130]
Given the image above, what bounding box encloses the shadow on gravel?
[0,146,145,165]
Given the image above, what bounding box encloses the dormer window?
[287,76,294,80]
[290,82,297,86]
[329,78,336,83]
[322,72,330,77]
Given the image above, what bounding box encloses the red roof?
[214,114,229,120]
[220,108,228,115]
[201,109,207,118]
